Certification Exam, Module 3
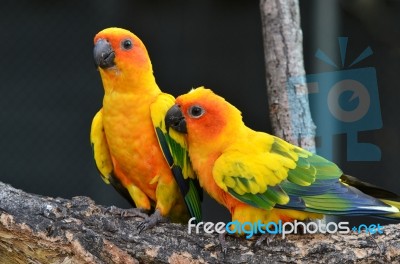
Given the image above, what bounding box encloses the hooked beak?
[165,105,187,134]
[93,39,115,69]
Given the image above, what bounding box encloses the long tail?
[340,174,400,218]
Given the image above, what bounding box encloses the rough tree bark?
[260,0,316,152]
[1,182,399,263]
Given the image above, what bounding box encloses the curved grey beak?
[94,39,115,69]
[165,105,187,134]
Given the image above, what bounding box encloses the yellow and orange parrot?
[165,87,400,244]
[90,27,201,230]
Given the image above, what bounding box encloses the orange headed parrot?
[165,87,400,239]
[90,27,201,230]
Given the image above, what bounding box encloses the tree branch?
[0,182,399,263]
[260,0,316,152]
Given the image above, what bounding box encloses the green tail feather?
[185,180,203,222]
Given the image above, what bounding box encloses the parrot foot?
[254,233,276,247]
[105,206,149,219]
[137,209,169,233]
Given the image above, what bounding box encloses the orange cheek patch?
[189,115,227,142]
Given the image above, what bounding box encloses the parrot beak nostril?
[94,39,116,69]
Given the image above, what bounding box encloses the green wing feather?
[214,133,399,217]
[213,133,333,210]
[151,93,202,222]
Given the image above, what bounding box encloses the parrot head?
[165,87,243,148]
[93,27,155,91]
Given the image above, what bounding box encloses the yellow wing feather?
[213,132,297,196]
[90,109,113,184]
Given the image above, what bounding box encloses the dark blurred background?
[1,0,399,226]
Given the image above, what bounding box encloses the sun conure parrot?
[90,27,201,230]
[165,87,400,239]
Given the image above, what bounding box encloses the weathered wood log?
[0,181,399,263]
[260,0,316,152]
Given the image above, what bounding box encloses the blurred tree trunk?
[260,0,316,152]
[1,182,399,263]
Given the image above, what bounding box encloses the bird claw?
[218,232,228,257]
[105,206,149,219]
[254,233,276,247]
[137,210,169,233]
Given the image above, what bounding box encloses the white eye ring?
[188,105,205,118]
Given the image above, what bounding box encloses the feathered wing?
[212,132,399,217]
[339,174,400,218]
[90,109,135,206]
[150,93,202,222]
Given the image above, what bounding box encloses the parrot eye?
[188,105,205,118]
[121,39,133,50]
